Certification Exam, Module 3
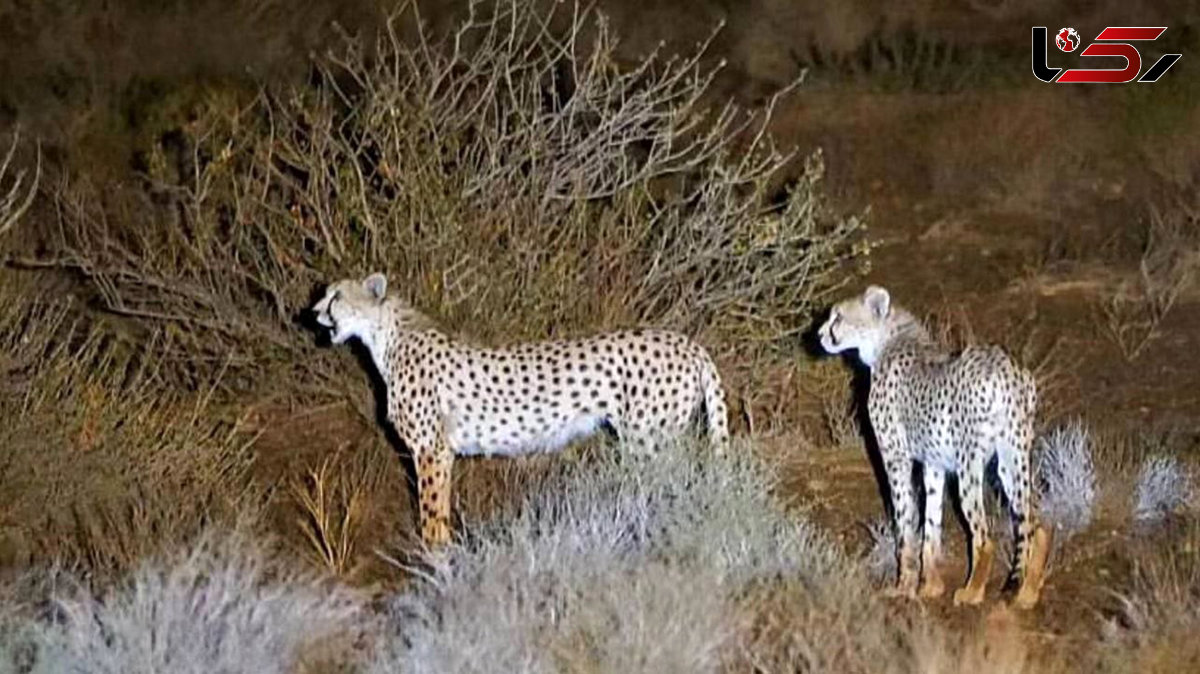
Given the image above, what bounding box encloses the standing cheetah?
[311,273,730,546]
[818,286,1051,609]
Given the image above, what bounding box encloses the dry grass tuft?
[861,515,897,584]
[370,438,862,673]
[1103,521,1200,671]
[1035,419,1097,539]
[1134,456,1195,526]
[2,531,371,674]
[795,358,860,448]
[290,450,387,579]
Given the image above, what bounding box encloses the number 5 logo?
[1032,26,1182,83]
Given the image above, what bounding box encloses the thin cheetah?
[311,272,730,546]
[818,286,1051,609]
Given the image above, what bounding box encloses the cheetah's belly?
[905,401,964,472]
[441,383,618,458]
[448,410,609,457]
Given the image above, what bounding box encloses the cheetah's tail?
[698,349,730,454]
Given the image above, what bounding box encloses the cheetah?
[818,286,1051,609]
[311,272,730,546]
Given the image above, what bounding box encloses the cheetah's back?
[884,344,1036,469]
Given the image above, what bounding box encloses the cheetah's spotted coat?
[819,286,1051,609]
[312,273,730,545]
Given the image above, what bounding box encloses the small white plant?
[1134,455,1194,525]
[370,439,850,674]
[863,516,897,584]
[21,533,368,674]
[1035,420,1097,537]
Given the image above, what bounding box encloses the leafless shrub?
[1035,419,1096,538]
[795,359,859,447]
[1101,203,1199,361]
[36,0,866,411]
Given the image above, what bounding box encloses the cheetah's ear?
[363,272,387,301]
[864,285,890,320]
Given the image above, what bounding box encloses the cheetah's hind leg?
[1011,525,1052,610]
[918,465,947,599]
[953,454,995,606]
[995,419,1049,609]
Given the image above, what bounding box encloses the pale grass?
[1035,419,1097,538]
[1103,522,1200,671]
[8,531,370,674]
[1134,455,1195,526]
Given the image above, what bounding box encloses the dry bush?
[32,0,866,416]
[0,288,262,581]
[1101,197,1200,361]
[860,515,897,584]
[0,531,370,674]
[369,436,1068,673]
[792,358,860,448]
[0,130,38,241]
[1103,521,1200,671]
[1084,428,1199,533]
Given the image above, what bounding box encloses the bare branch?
[0,130,40,239]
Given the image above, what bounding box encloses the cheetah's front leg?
[415,442,454,547]
[883,457,920,599]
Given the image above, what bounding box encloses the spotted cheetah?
[311,273,730,546]
[819,286,1051,609]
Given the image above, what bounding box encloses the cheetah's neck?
[360,297,442,384]
[359,319,397,384]
[872,307,935,366]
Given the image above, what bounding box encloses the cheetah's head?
[818,285,893,367]
[311,273,390,345]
